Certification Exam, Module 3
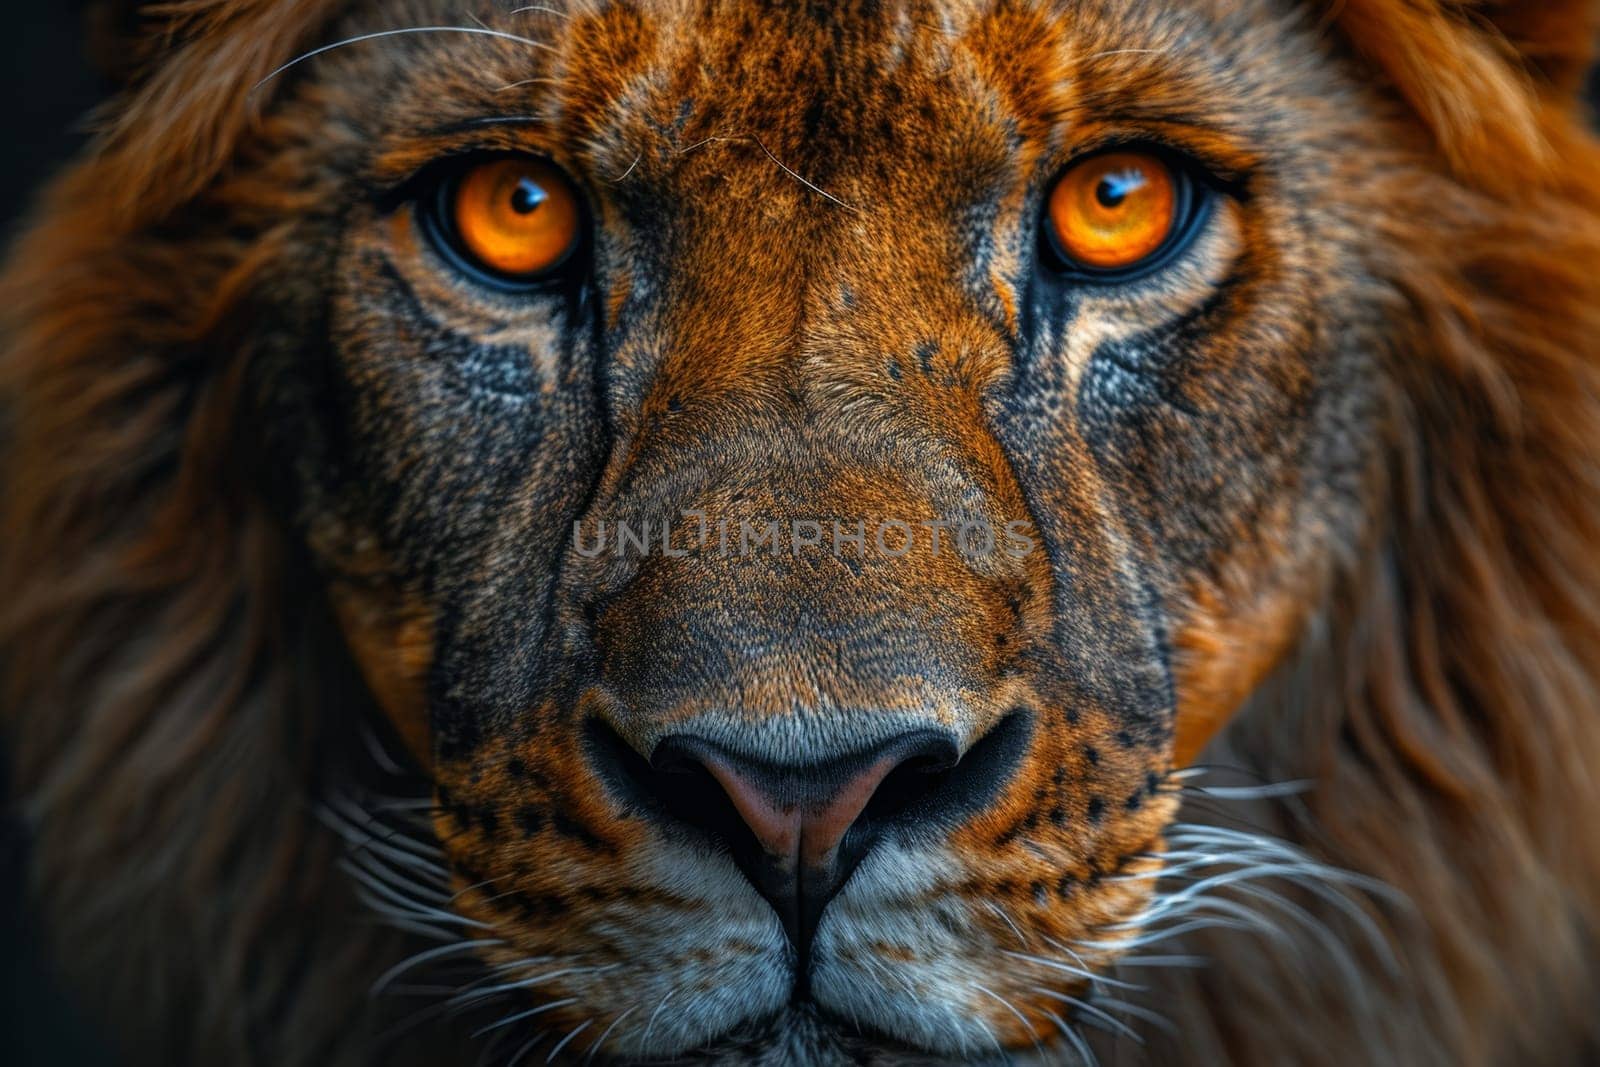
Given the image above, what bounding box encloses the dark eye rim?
[1039,145,1217,285]
[413,152,589,294]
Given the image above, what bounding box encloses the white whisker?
[255,27,556,91]
[1030,986,1143,1043]
[472,996,581,1039]
[582,1005,638,1065]
[504,1033,544,1067]
[984,899,1030,948]
[545,1020,592,1062]
[1090,995,1178,1036]
[635,988,677,1054]
[1105,953,1210,970]
[371,939,501,997]
[974,984,1048,1060]
[750,136,861,212]
[1185,780,1315,800]
[450,964,612,1012]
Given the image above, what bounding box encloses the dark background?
[3,10,158,1065]
[1,4,1597,1065]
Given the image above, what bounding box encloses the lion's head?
[5,1,1600,1064]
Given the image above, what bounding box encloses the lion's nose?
[646,730,960,947]
[585,712,1031,951]
[653,731,956,867]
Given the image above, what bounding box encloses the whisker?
[1034,1007,1079,1064]
[255,27,556,92]
[1104,953,1210,970]
[636,989,677,1054]
[450,877,508,905]
[970,1012,1008,1059]
[490,955,564,974]
[321,794,448,865]
[1053,806,1410,1058]
[359,722,410,776]
[973,984,1048,1060]
[608,153,644,182]
[472,996,581,1039]
[1004,948,1142,992]
[1050,1009,1099,1067]
[340,841,448,891]
[1038,936,1146,991]
[361,913,461,943]
[495,77,561,92]
[750,136,860,212]
[582,1005,638,1066]
[479,1028,519,1067]
[1089,995,1178,1037]
[371,939,501,997]
[454,964,616,1006]
[1087,916,1263,953]
[505,1034,545,1067]
[984,900,1029,948]
[1183,780,1315,800]
[546,1020,593,1063]
[342,862,488,932]
[1029,987,1142,1044]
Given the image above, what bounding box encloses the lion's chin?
[640,1002,1026,1067]
[592,990,1000,1065]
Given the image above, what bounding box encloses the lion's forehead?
[363,0,1334,202]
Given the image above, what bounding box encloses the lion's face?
[263,0,1391,1059]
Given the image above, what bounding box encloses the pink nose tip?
[651,732,957,947]
[694,748,910,870]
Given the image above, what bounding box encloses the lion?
[3,0,1600,1063]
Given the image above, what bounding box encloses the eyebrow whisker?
[495,77,561,92]
[751,135,861,213]
[255,27,557,92]
[609,152,644,182]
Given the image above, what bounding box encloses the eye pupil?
[1095,169,1148,209]
[511,178,547,215]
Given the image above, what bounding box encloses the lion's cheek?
[1171,580,1308,766]
[328,580,436,769]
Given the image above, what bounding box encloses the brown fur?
[3,1,1600,1064]
[1142,45,1600,1064]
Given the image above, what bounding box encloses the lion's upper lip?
[648,727,958,960]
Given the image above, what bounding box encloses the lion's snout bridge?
[573,387,1044,951]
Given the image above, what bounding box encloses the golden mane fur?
[3,1,1600,1063]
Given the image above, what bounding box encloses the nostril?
[860,711,1033,834]
[858,744,959,825]
[649,735,785,857]
[583,719,769,855]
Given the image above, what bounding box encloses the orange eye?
[1046,152,1180,273]
[445,158,581,282]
